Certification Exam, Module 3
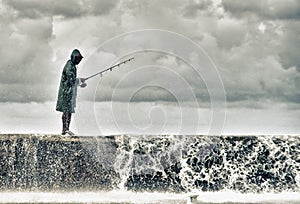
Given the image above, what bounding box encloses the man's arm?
[65,62,77,87]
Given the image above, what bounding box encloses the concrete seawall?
[0,134,299,193]
[0,134,119,191]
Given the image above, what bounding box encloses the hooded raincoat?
[56,49,83,113]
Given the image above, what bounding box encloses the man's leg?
[66,113,72,131]
[62,112,74,135]
[62,112,68,134]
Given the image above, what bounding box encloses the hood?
[70,49,83,64]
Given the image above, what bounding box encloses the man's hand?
[78,78,87,88]
[79,78,86,83]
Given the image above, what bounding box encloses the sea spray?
[0,134,298,193]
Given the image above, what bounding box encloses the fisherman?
[56,49,87,135]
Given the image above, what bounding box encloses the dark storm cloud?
[219,0,300,104]
[279,22,300,71]
[0,12,55,102]
[222,0,300,20]
[3,0,119,19]
[0,0,119,103]
[1,0,300,106]
[182,0,213,18]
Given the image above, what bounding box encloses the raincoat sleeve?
[65,62,77,88]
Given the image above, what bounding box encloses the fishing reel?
[80,83,87,88]
[78,78,87,88]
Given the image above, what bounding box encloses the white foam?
[195,191,300,203]
[0,191,185,203]
[0,191,299,203]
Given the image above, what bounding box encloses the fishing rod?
[84,57,134,81]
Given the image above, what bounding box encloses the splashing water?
[0,134,299,203]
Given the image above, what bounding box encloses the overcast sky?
[0,0,299,135]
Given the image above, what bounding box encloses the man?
[56,49,87,135]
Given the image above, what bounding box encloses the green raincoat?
[56,49,82,113]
